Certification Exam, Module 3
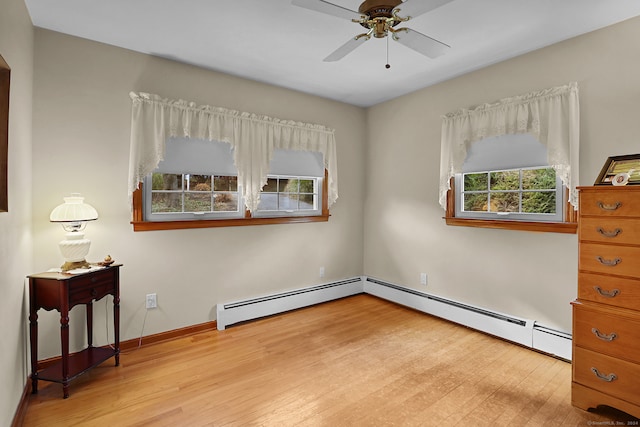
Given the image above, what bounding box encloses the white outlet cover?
[146,293,157,308]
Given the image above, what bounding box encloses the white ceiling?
[24,0,640,107]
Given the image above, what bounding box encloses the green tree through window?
[462,167,557,216]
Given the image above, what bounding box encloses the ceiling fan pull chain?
[386,35,391,69]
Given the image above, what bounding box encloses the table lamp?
[50,193,98,271]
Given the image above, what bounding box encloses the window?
[128,92,338,231]
[146,174,241,221]
[256,176,321,217]
[456,166,563,222]
[439,83,579,233]
[132,137,329,231]
[445,134,577,233]
[144,172,323,222]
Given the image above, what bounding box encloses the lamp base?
[61,259,90,272]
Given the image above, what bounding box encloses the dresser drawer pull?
[597,201,622,211]
[596,256,621,266]
[594,286,620,298]
[596,227,622,238]
[591,367,617,382]
[591,328,617,341]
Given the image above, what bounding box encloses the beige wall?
[0,0,33,424]
[364,16,640,332]
[31,29,367,359]
[10,9,640,421]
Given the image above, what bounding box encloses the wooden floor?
[23,294,638,426]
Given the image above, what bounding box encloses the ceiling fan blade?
[323,34,370,62]
[292,0,363,21]
[393,27,450,58]
[393,0,454,19]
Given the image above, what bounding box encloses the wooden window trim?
[131,170,330,231]
[444,178,577,234]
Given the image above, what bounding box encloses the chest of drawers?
[572,186,640,418]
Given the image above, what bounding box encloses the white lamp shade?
[50,194,98,223]
[50,194,98,271]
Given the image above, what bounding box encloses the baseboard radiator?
[532,323,572,360]
[364,277,571,360]
[215,276,572,360]
[216,277,363,330]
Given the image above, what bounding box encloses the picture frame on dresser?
[594,154,640,186]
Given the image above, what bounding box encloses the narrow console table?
[28,264,121,398]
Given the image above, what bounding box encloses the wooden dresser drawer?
[579,243,640,278]
[580,217,640,245]
[573,347,640,405]
[573,187,640,416]
[579,272,640,310]
[580,187,640,217]
[573,302,640,362]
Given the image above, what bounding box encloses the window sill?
[444,178,577,234]
[131,214,329,231]
[132,170,330,231]
[444,217,577,234]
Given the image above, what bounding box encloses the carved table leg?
[86,301,93,348]
[29,302,38,394]
[114,293,120,366]
[61,306,70,399]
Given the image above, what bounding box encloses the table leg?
[86,301,93,348]
[114,293,120,366]
[28,280,39,394]
[60,305,70,399]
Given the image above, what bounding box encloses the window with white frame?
[255,148,323,217]
[256,176,320,215]
[146,173,241,220]
[128,92,338,231]
[454,134,564,222]
[456,167,563,221]
[439,82,580,233]
[143,137,324,222]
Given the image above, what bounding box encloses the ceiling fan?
[292,0,453,63]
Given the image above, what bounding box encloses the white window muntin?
[144,173,243,221]
[143,137,325,221]
[254,174,322,217]
[455,166,563,222]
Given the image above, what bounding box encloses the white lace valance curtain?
[439,82,580,210]
[128,92,338,212]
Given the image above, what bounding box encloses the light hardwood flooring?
[23,294,639,426]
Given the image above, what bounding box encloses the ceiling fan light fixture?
[358,0,403,18]
[373,19,389,38]
[357,0,406,37]
[294,0,452,62]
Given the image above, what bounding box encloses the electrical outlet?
[319,266,325,278]
[420,273,428,286]
[146,293,157,309]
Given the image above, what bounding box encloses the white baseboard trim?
[216,277,364,330]
[215,276,572,360]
